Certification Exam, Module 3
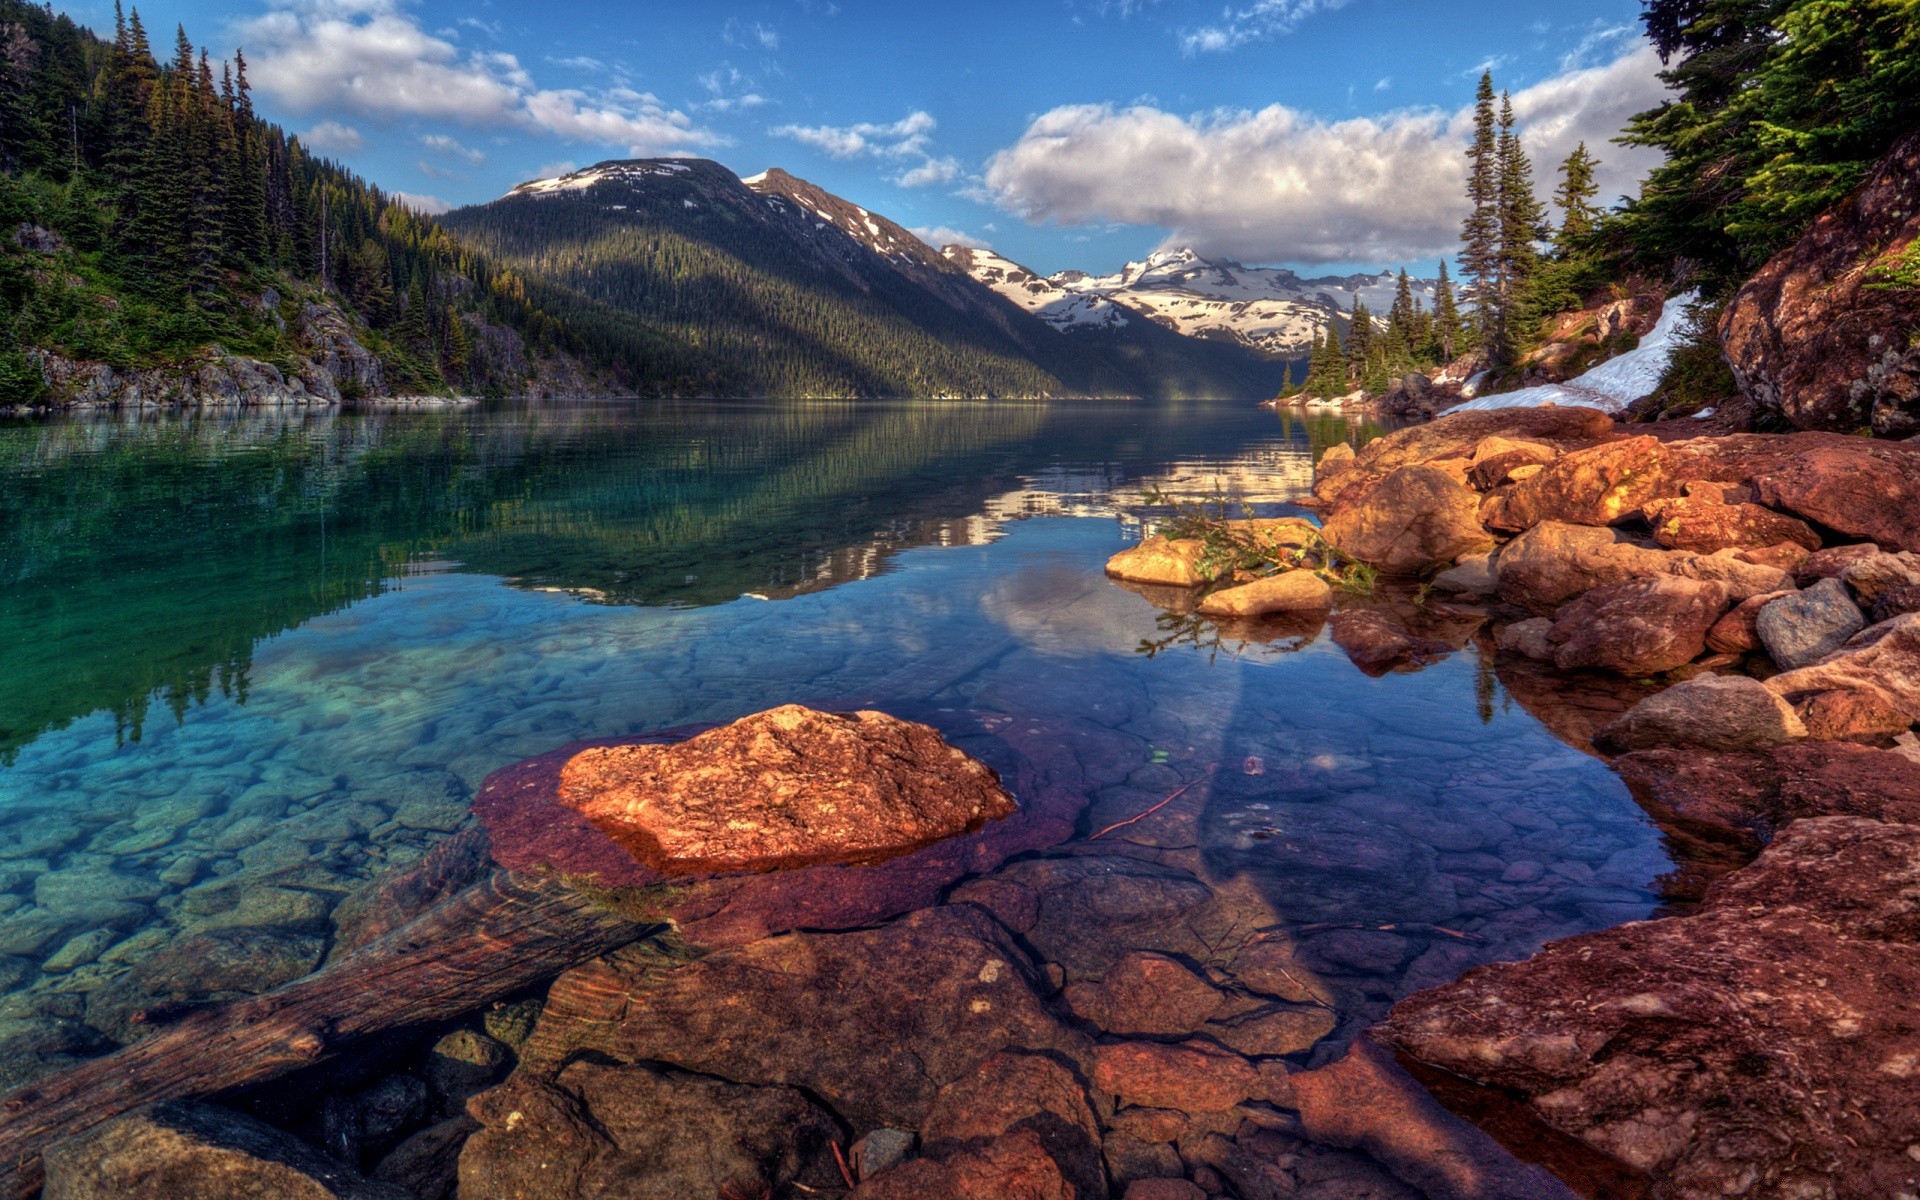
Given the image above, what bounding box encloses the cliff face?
[1721,129,1920,437]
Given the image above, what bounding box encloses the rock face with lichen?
[556,704,1016,874]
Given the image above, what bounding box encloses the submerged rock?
[1383,816,1920,1198]
[42,1101,406,1200]
[557,704,1015,874]
[1330,610,1454,676]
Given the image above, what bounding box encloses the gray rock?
[370,1117,474,1200]
[423,1029,510,1110]
[42,1101,407,1200]
[1432,552,1497,595]
[42,930,118,974]
[1495,617,1556,661]
[322,1074,431,1166]
[33,868,165,913]
[1596,674,1808,753]
[85,928,325,1043]
[0,1016,108,1090]
[852,1127,918,1180]
[1758,577,1867,669]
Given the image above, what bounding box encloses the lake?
[0,398,1674,1095]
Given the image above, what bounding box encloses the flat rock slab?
[1383,816,1920,1197]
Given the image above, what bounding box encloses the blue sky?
[63,0,1669,274]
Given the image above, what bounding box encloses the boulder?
[1767,612,1920,721]
[1430,552,1496,595]
[1492,436,1686,531]
[1595,674,1806,753]
[1090,1041,1262,1113]
[1350,407,1614,476]
[1494,617,1556,661]
[1641,495,1820,554]
[1873,583,1920,624]
[511,905,1087,1131]
[1319,466,1495,576]
[1547,576,1728,676]
[1329,611,1455,676]
[920,1053,1105,1200]
[1494,522,1674,615]
[556,705,1015,874]
[369,1117,472,1200]
[1063,951,1223,1036]
[1733,539,1812,574]
[460,1061,841,1200]
[1755,577,1866,670]
[1841,551,1920,604]
[1662,549,1795,603]
[850,1130,1080,1200]
[42,1101,406,1200]
[1193,571,1331,618]
[1383,816,1920,1196]
[1720,128,1920,436]
[1466,438,1560,490]
[1752,444,1920,552]
[1704,590,1792,655]
[1107,537,1213,587]
[1795,688,1914,744]
[1793,542,1885,587]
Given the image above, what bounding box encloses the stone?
[1642,495,1820,554]
[1753,444,1920,552]
[481,999,542,1050]
[1107,537,1213,587]
[1431,552,1496,595]
[423,1029,510,1111]
[461,1060,841,1200]
[1734,540,1812,574]
[512,905,1087,1131]
[1493,436,1685,531]
[41,929,117,974]
[41,1101,407,1200]
[921,1052,1104,1200]
[1330,611,1454,676]
[1123,1182,1205,1200]
[1319,465,1495,576]
[1091,1041,1261,1113]
[1704,590,1793,654]
[1193,571,1332,617]
[1494,521,1674,615]
[1721,129,1920,436]
[851,1129,1078,1200]
[1793,542,1884,587]
[1874,583,1920,624]
[1204,1004,1337,1058]
[1796,688,1914,743]
[1662,549,1794,602]
[948,877,1040,933]
[84,928,326,1043]
[321,1074,429,1167]
[1842,550,1920,604]
[369,1117,473,1200]
[1613,739,1920,857]
[1547,575,1728,676]
[1466,438,1560,490]
[1494,617,1555,661]
[1768,612,1920,721]
[1064,951,1223,1036]
[557,705,1015,874]
[852,1129,918,1181]
[1383,816,1920,1197]
[1756,576,1866,670]
[1226,941,1331,1005]
[1595,674,1807,753]
[1350,407,1614,476]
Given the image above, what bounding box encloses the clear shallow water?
[0,399,1674,1083]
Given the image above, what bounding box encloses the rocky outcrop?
[1319,466,1495,575]
[1721,129,1920,436]
[1751,443,1920,552]
[556,705,1015,874]
[1489,436,1685,531]
[1383,816,1920,1198]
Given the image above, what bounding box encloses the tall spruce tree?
[1553,142,1601,249]
[1430,261,1460,363]
[1345,297,1372,383]
[1492,91,1545,363]
[1459,72,1500,360]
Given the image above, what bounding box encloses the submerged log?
[0,847,648,1200]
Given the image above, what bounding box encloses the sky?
[65,0,1673,276]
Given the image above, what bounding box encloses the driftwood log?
[0,833,647,1199]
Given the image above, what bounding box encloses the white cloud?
[299,119,364,154]
[420,133,485,165]
[391,191,452,215]
[243,0,719,156]
[911,224,991,250]
[981,43,1670,265]
[1182,0,1350,55]
[723,18,779,50]
[771,111,959,187]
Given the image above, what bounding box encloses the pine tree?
[1387,268,1416,350]
[1430,261,1460,363]
[1345,297,1372,383]
[1491,91,1546,364]
[1553,142,1601,250]
[1459,72,1500,360]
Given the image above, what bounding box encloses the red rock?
[1767,612,1920,721]
[1492,436,1688,531]
[1594,674,1806,753]
[1642,495,1820,553]
[1226,941,1331,1005]
[1122,1181,1205,1200]
[1753,444,1920,552]
[1330,610,1455,676]
[1793,542,1885,587]
[1319,465,1496,576]
[1063,951,1222,1036]
[1873,583,1920,624]
[1383,816,1920,1196]
[1721,129,1920,436]
[1704,590,1791,654]
[1841,550,1920,604]
[1733,540,1811,574]
[949,878,1040,934]
[1193,571,1332,617]
[1091,1042,1260,1113]
[852,1130,1079,1200]
[1353,408,1614,475]
[1795,688,1915,743]
[556,705,1014,875]
[1494,521,1674,615]
[1467,441,1560,490]
[921,1053,1104,1200]
[1107,537,1214,587]
[1547,575,1728,676]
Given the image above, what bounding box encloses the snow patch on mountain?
[942,247,1131,331]
[506,161,690,197]
[1453,293,1697,414]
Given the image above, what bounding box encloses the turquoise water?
[0,399,1673,1084]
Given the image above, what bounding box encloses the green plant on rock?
[1141,484,1376,597]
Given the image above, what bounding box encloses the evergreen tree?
[1345,297,1372,383]
[1459,72,1500,359]
[1430,261,1460,363]
[1387,268,1416,350]
[1553,142,1601,249]
[1492,91,1546,363]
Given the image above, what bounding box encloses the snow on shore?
[1453,293,1699,414]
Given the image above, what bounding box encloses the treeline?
[0,0,636,402]
[1288,266,1464,399]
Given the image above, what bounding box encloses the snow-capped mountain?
[949,245,1438,356]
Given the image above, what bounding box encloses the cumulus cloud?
[1182,0,1350,55]
[391,191,452,215]
[299,119,364,154]
[771,110,956,187]
[982,43,1670,264]
[911,225,992,250]
[420,133,485,164]
[242,0,718,156]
